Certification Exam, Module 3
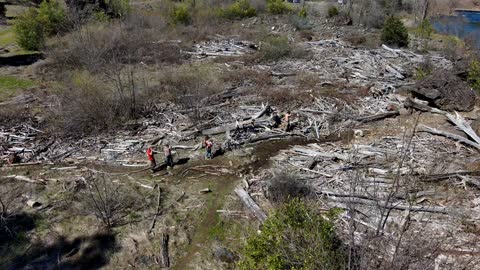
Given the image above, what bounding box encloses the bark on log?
[234,187,267,223]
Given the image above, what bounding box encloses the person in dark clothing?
[164,144,173,168]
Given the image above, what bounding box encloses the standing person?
[164,144,173,168]
[146,146,157,172]
[284,111,291,132]
[204,135,213,160]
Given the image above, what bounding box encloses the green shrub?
[416,19,434,39]
[220,0,257,19]
[107,0,131,18]
[381,16,409,47]
[468,60,480,94]
[238,199,346,270]
[14,0,68,51]
[267,0,291,15]
[327,5,339,18]
[37,0,67,35]
[170,4,191,24]
[299,6,307,18]
[260,35,291,61]
[14,8,44,51]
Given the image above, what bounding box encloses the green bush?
[107,0,131,18]
[267,0,291,15]
[220,0,257,19]
[14,8,44,51]
[468,60,480,94]
[238,199,346,270]
[14,0,67,51]
[416,19,434,39]
[37,0,67,35]
[299,6,307,18]
[170,4,191,24]
[327,5,339,18]
[381,16,409,47]
[261,35,291,61]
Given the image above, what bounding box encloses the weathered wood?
[148,185,162,234]
[446,112,480,145]
[234,187,267,223]
[419,171,480,182]
[403,97,446,114]
[161,233,170,268]
[325,195,449,214]
[3,175,40,184]
[355,111,399,123]
[418,125,480,151]
[202,118,270,136]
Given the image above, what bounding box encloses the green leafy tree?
[37,0,67,35]
[381,16,409,47]
[14,8,44,51]
[238,199,347,270]
[14,0,68,51]
[416,19,434,39]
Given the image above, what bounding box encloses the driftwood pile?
[185,39,257,58]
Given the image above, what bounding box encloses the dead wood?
[148,185,162,234]
[234,187,267,223]
[355,111,400,123]
[326,196,449,214]
[404,97,446,114]
[3,175,43,184]
[418,125,480,151]
[419,171,480,182]
[161,233,170,268]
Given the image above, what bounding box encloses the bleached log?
[404,97,446,115]
[3,175,38,184]
[420,171,480,182]
[446,112,480,145]
[202,118,270,135]
[324,195,449,214]
[418,125,480,151]
[235,187,267,223]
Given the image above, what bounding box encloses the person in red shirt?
[146,146,157,172]
[204,135,213,160]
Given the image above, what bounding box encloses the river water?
[432,10,480,49]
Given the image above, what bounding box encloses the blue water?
[432,11,480,49]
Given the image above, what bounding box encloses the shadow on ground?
[5,230,117,270]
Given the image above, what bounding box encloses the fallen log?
[148,185,162,234]
[324,195,449,214]
[418,125,480,151]
[161,233,170,268]
[419,171,480,182]
[202,118,271,136]
[3,175,40,184]
[446,112,480,145]
[234,187,267,223]
[355,111,399,123]
[403,97,446,115]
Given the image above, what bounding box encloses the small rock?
[354,129,364,138]
[213,247,238,263]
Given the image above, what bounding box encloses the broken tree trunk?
[234,187,267,223]
[404,97,446,115]
[418,125,480,151]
